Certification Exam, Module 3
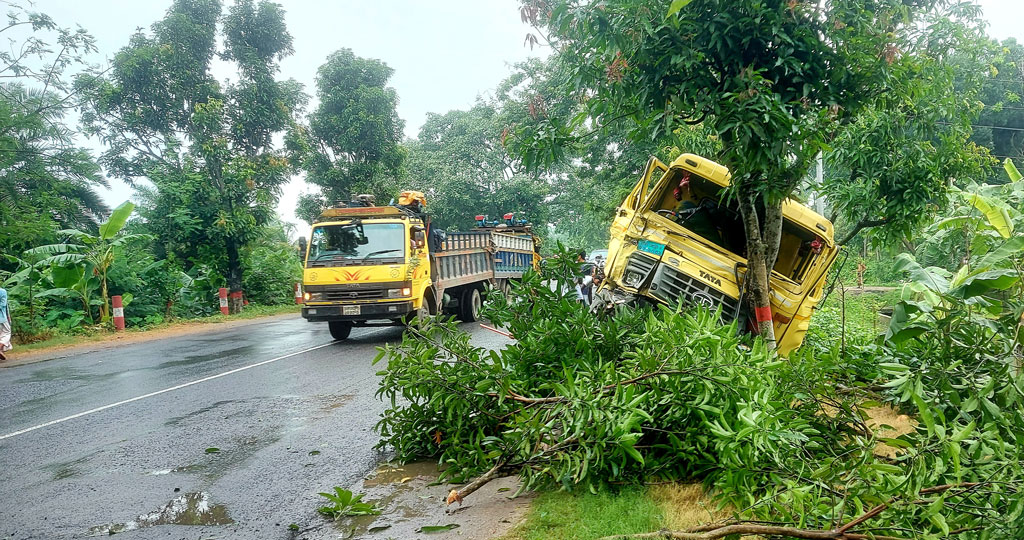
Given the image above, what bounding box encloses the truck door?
[608,157,667,264]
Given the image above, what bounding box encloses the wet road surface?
[0,315,509,539]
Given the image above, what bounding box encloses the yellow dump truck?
[597,153,840,354]
[300,192,537,340]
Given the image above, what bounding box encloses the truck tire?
[459,288,482,322]
[328,321,352,341]
[403,303,430,327]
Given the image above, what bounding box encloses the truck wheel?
[403,303,430,327]
[328,321,352,341]
[460,288,482,322]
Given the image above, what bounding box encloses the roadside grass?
[504,483,726,540]
[806,287,901,351]
[11,303,300,354]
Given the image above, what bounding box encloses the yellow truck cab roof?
[668,153,835,245]
[317,205,407,222]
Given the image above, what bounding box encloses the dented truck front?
[598,153,839,355]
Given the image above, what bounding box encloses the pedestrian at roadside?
[856,260,867,291]
[0,287,11,361]
[576,251,594,304]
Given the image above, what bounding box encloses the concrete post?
[112,295,125,331]
[219,287,229,315]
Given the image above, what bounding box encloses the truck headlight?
[624,271,644,288]
[306,292,324,302]
[387,288,411,298]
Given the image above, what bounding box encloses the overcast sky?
[23,0,1024,233]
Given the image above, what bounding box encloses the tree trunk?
[737,190,777,349]
[99,271,110,322]
[226,238,244,315]
[762,201,784,274]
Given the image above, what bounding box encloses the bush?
[242,243,301,306]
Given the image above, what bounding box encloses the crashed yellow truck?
[299,191,538,340]
[595,153,840,354]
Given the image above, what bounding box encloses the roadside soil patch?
[316,461,533,539]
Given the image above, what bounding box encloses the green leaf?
[418,524,460,533]
[51,264,85,289]
[205,447,220,453]
[912,394,936,436]
[958,190,1013,238]
[951,421,975,443]
[666,0,694,18]
[620,442,645,466]
[1005,157,1022,182]
[99,200,135,240]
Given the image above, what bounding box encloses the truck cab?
[300,192,538,341]
[599,153,839,354]
[301,196,433,340]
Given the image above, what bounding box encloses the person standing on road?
[0,287,11,361]
[576,251,593,305]
[857,260,867,291]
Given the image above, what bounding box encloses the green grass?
[504,488,664,540]
[12,303,300,354]
[806,288,901,351]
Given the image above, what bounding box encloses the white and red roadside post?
[294,282,303,304]
[112,295,125,331]
[219,287,229,315]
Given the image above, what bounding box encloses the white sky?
[22,0,1024,233]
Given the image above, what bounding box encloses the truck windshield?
[308,223,405,265]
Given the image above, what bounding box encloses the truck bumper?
[301,301,414,322]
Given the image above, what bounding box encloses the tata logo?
[691,291,716,309]
[348,292,359,298]
[698,270,722,287]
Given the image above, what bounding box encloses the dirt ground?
[0,312,298,369]
[305,462,533,540]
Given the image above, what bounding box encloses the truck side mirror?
[298,236,307,255]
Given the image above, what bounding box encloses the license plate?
[637,240,666,256]
[307,308,317,314]
[343,305,360,316]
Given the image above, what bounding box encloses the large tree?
[78,0,302,313]
[0,7,106,261]
[515,0,978,346]
[404,103,550,232]
[289,49,405,223]
[970,38,1024,176]
[824,13,991,247]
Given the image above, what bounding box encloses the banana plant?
[32,201,151,323]
[887,159,1024,344]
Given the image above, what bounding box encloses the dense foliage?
[375,236,1024,537]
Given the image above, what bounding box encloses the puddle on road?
[363,461,441,488]
[325,461,530,539]
[88,492,233,536]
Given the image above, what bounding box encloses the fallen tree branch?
[596,524,909,539]
[446,461,506,506]
[598,483,987,540]
[487,367,720,404]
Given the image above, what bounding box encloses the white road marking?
[0,341,338,441]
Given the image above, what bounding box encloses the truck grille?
[649,264,739,321]
[323,288,385,301]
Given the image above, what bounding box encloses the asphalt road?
[0,315,507,540]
